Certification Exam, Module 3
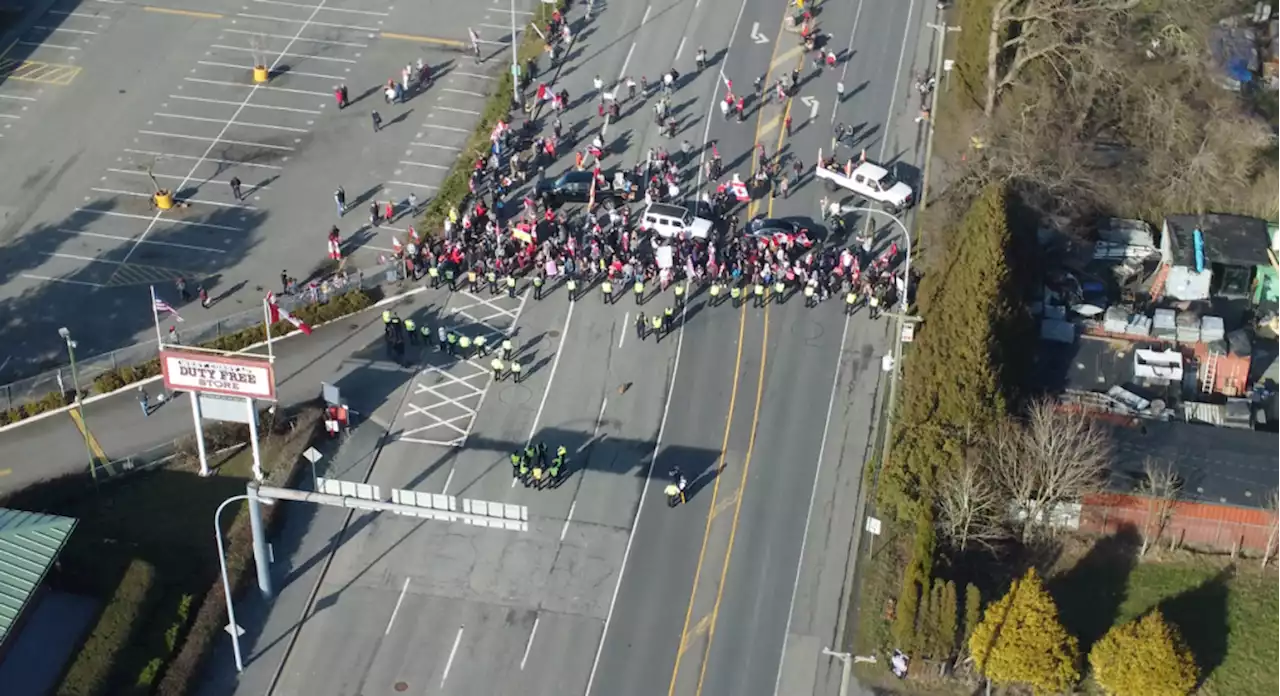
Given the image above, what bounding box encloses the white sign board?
[303,447,323,464]
[865,516,882,536]
[161,349,276,400]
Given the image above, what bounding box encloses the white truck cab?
[641,202,714,240]
[815,159,914,213]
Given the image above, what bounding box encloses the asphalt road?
[0,0,532,385]
[0,0,932,693]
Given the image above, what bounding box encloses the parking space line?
[69,229,227,254]
[254,0,390,17]
[143,6,222,19]
[410,142,461,151]
[387,181,438,190]
[449,72,494,80]
[90,187,257,210]
[170,92,322,114]
[442,88,485,97]
[78,208,246,231]
[185,77,329,96]
[47,10,101,18]
[380,32,465,48]
[108,168,274,192]
[153,112,309,133]
[31,26,97,35]
[197,60,343,81]
[21,273,103,288]
[210,45,358,64]
[399,160,447,169]
[0,114,19,119]
[16,41,79,51]
[437,106,480,115]
[0,94,36,101]
[139,130,296,151]
[422,123,469,133]
[223,28,368,48]
[235,13,379,33]
[124,148,284,170]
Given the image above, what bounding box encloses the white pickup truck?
[814,159,914,214]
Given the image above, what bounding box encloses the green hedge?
[416,0,563,235]
[154,409,322,696]
[0,290,373,427]
[56,560,158,696]
[125,592,193,695]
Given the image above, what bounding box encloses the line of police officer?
[381,310,526,380]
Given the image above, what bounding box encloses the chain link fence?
[0,264,405,413]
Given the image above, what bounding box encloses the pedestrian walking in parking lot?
[371,110,383,132]
[175,276,191,302]
[229,176,242,201]
[592,74,603,100]
[335,186,346,216]
[408,192,418,214]
[384,200,395,222]
[198,285,210,308]
[334,84,348,109]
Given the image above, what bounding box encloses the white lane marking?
[235,12,380,33]
[410,141,461,151]
[442,467,455,495]
[20,274,103,288]
[524,300,574,447]
[211,44,358,63]
[70,229,227,254]
[479,22,521,32]
[449,71,493,80]
[153,112,309,133]
[422,123,470,133]
[138,130,296,151]
[560,500,576,542]
[17,41,79,50]
[0,114,19,119]
[76,208,245,231]
[437,106,480,115]
[123,148,285,169]
[223,28,368,48]
[385,577,411,635]
[442,87,485,98]
[399,160,448,169]
[675,36,685,62]
[830,0,865,127]
[586,1,746,694]
[878,0,915,163]
[441,626,464,687]
[197,60,344,82]
[0,94,36,101]
[519,615,540,670]
[387,180,438,190]
[171,92,322,113]
[184,77,329,96]
[32,25,97,34]
[616,5,650,83]
[254,0,390,16]
[90,188,256,210]
[771,312,852,696]
[619,311,629,348]
[46,9,99,17]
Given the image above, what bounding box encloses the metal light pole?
[214,494,250,672]
[59,327,98,483]
[510,0,522,108]
[822,648,854,696]
[918,21,960,217]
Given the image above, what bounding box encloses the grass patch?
[1,407,321,696]
[1051,540,1279,696]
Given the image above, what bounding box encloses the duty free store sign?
[160,350,277,401]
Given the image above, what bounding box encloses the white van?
[640,202,714,240]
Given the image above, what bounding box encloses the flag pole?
[262,296,275,363]
[150,285,165,349]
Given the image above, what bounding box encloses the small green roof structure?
[0,509,77,646]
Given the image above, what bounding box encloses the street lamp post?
[59,327,98,483]
[214,494,250,672]
[510,0,522,109]
[838,206,911,312]
[918,21,960,217]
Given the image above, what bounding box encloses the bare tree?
[1263,490,1279,570]
[937,454,1006,553]
[1137,457,1181,557]
[982,0,1140,116]
[985,400,1111,542]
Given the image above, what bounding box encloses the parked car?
[814,160,913,213]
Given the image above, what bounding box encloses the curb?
[0,282,430,435]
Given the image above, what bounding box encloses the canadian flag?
[266,292,313,335]
[408,225,420,244]
[391,235,403,255]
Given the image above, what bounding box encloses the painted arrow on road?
[800,95,820,120]
[750,22,770,44]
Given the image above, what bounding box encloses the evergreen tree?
[1089,611,1197,696]
[962,583,982,650]
[969,568,1079,693]
[891,561,923,654]
[938,580,960,661]
[915,579,940,658]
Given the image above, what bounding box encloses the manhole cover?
[394,682,408,692]
[548,329,561,338]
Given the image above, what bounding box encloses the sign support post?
[247,397,264,482]
[191,391,210,476]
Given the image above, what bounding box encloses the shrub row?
[0,290,373,427]
[416,0,563,235]
[56,559,158,696]
[127,592,193,695]
[154,408,322,696]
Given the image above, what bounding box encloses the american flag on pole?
[153,296,184,322]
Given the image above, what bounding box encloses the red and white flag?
[730,179,749,202]
[391,235,403,255]
[153,296,184,322]
[266,292,312,335]
[408,225,420,244]
[327,238,342,260]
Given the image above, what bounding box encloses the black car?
[743,215,797,238]
[536,171,637,207]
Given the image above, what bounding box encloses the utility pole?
[918,21,960,217]
[510,0,522,108]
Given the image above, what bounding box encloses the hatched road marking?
[0,59,81,85]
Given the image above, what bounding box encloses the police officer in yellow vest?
[673,282,686,308]
[428,264,440,289]
[532,271,545,300]
[421,323,433,348]
[845,289,858,315]
[381,310,392,324]
[491,356,505,381]
[773,279,786,304]
[633,279,645,305]
[754,282,766,307]
[730,284,742,307]
[510,359,523,383]
[474,334,488,357]
[709,281,722,306]
[803,284,816,308]
[566,275,578,301]
[601,278,614,304]
[506,275,517,298]
[501,338,514,361]
[487,269,498,294]
[468,269,480,292]
[663,306,674,332]
[446,330,458,356]
[458,334,472,358]
[651,313,664,342]
[404,317,417,344]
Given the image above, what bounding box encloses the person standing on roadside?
[335,186,346,216]
[335,84,348,109]
[371,110,383,132]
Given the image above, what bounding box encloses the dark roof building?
[1163,213,1272,268]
